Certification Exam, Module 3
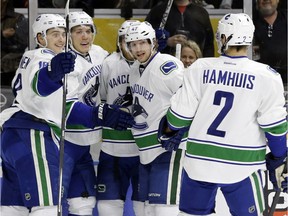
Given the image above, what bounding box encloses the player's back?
[179,54,286,183]
[187,55,285,148]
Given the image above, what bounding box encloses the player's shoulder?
[90,44,109,56]
[103,52,121,63]
[153,53,184,75]
[189,57,217,69]
[250,60,282,81]
[27,48,56,59]
[156,53,183,66]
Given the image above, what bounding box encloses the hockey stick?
[268,162,287,216]
[264,170,269,216]
[268,189,281,216]
[159,0,173,38]
[175,43,181,59]
[57,0,70,215]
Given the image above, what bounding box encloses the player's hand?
[167,34,187,47]
[266,152,288,193]
[157,115,188,152]
[48,51,76,82]
[155,28,170,52]
[96,103,135,130]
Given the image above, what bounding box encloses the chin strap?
[221,34,233,54]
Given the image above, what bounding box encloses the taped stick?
[159,0,173,30]
[175,43,181,59]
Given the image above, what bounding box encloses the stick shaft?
[57,1,70,215]
[268,189,281,216]
[175,43,181,59]
[159,0,173,29]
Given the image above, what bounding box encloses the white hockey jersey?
[129,52,185,164]
[65,45,109,146]
[99,52,138,157]
[167,55,287,183]
[10,48,63,127]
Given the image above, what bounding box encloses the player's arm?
[158,114,189,152]
[33,52,75,96]
[264,122,287,193]
[66,100,135,131]
[258,71,287,193]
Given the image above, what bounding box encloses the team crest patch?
[160,61,178,75]
[41,49,55,56]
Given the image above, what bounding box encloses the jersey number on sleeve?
[207,90,234,137]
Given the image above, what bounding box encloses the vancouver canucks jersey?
[99,52,138,157]
[10,48,63,127]
[65,45,109,146]
[129,52,184,164]
[167,55,287,183]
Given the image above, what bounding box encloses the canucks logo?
[83,76,100,106]
[160,61,178,75]
[113,87,133,107]
[132,97,148,130]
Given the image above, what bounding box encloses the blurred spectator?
[204,0,243,9]
[146,0,214,57]
[253,0,287,84]
[13,0,28,7]
[38,0,94,17]
[192,0,214,9]
[180,40,202,68]
[1,0,28,86]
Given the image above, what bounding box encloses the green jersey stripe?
[167,109,192,128]
[32,71,41,96]
[251,171,265,213]
[186,141,266,163]
[261,121,287,135]
[134,132,159,149]
[103,128,134,141]
[33,130,51,206]
[170,149,183,204]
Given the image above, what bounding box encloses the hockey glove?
[48,51,76,82]
[96,103,135,130]
[155,28,170,52]
[266,152,288,193]
[158,115,188,152]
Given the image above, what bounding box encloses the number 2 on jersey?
[207,90,234,137]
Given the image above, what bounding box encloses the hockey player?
[63,11,109,216]
[159,13,287,216]
[0,14,134,216]
[125,21,185,216]
[97,20,144,216]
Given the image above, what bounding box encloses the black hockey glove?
[95,103,135,131]
[48,51,76,82]
[266,151,288,193]
[158,115,188,152]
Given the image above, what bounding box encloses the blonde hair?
[181,40,202,59]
